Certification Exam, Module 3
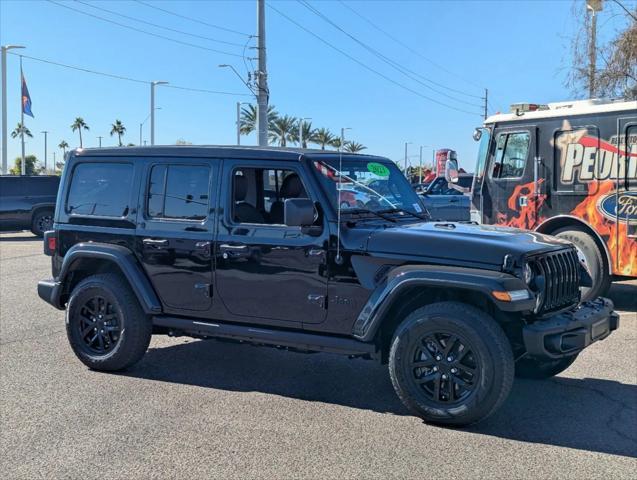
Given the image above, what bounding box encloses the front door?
[482,125,538,229]
[137,159,216,315]
[214,160,328,327]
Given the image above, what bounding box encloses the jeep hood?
[360,221,572,268]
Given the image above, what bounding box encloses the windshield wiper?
[344,208,397,223]
[377,207,430,220]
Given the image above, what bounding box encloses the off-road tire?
[66,273,152,371]
[515,354,578,379]
[553,227,610,301]
[31,209,54,237]
[388,301,514,426]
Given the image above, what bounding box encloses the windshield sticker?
[367,162,390,177]
[413,204,422,213]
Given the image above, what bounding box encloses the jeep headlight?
[522,262,534,286]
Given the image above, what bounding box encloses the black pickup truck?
[0,175,59,236]
[37,146,618,425]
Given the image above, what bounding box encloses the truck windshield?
[312,158,425,215]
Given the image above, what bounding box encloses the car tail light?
[44,231,56,256]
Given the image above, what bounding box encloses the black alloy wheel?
[410,332,479,404]
[76,295,121,355]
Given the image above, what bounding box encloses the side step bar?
[153,316,378,357]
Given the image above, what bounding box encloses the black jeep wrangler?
[38,146,619,425]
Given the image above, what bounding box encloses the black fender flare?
[53,243,161,314]
[351,265,533,341]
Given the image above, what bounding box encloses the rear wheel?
[553,227,610,301]
[515,354,578,379]
[388,301,514,426]
[31,209,53,237]
[66,273,152,371]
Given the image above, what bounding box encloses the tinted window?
[66,163,132,217]
[147,165,210,220]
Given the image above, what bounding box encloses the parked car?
[0,175,60,236]
[38,146,618,426]
[420,174,473,221]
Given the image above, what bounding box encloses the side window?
[66,162,132,217]
[147,164,210,221]
[625,125,637,190]
[232,166,309,225]
[553,127,599,194]
[427,177,445,194]
[491,132,529,179]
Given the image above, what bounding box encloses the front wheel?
[388,301,514,426]
[66,273,152,371]
[515,355,578,379]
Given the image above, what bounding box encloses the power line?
[46,0,244,58]
[134,0,252,38]
[74,0,246,48]
[337,0,485,95]
[268,3,481,116]
[610,0,637,21]
[300,1,482,109]
[9,52,251,97]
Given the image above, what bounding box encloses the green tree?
[344,141,366,153]
[239,104,278,135]
[110,119,126,146]
[297,120,317,148]
[313,128,336,150]
[10,155,41,175]
[10,122,33,139]
[330,137,343,150]
[58,140,69,155]
[71,117,89,147]
[269,115,298,147]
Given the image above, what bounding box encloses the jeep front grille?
[530,249,581,313]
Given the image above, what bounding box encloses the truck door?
[481,125,538,229]
[617,120,637,276]
[137,159,216,315]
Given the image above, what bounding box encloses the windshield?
[473,128,491,182]
[312,158,425,215]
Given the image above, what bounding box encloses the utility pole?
[41,131,48,172]
[419,146,423,184]
[256,0,269,147]
[340,127,351,152]
[586,0,603,98]
[150,80,168,146]
[298,117,311,148]
[236,102,241,145]
[52,151,56,172]
[1,45,24,174]
[404,142,412,179]
[97,136,103,148]
[483,88,488,120]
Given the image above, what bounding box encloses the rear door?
[137,159,217,315]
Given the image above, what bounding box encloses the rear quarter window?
[66,162,133,217]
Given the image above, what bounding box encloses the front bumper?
[523,298,619,359]
[38,278,64,310]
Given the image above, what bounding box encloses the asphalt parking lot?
[1,232,635,479]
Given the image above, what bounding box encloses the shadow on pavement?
[608,281,637,313]
[123,339,637,458]
[0,233,39,242]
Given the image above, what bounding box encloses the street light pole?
[150,81,168,146]
[419,145,423,184]
[97,136,103,148]
[1,44,24,174]
[52,151,56,172]
[41,131,48,172]
[256,0,269,147]
[340,127,351,152]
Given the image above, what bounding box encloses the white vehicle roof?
[484,98,636,124]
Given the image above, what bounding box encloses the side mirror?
[473,128,482,141]
[284,198,315,227]
[445,159,459,184]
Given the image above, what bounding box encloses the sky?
[1,0,635,172]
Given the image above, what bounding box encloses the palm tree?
[58,140,69,155]
[297,120,317,148]
[269,115,298,147]
[330,137,343,150]
[10,122,33,139]
[110,119,126,146]
[313,128,336,150]
[239,104,278,135]
[344,141,367,153]
[71,117,89,147]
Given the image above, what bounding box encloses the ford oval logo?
[597,192,637,225]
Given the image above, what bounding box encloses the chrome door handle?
[143,238,168,247]
[219,244,248,251]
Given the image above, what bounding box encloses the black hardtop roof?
[72,145,389,163]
